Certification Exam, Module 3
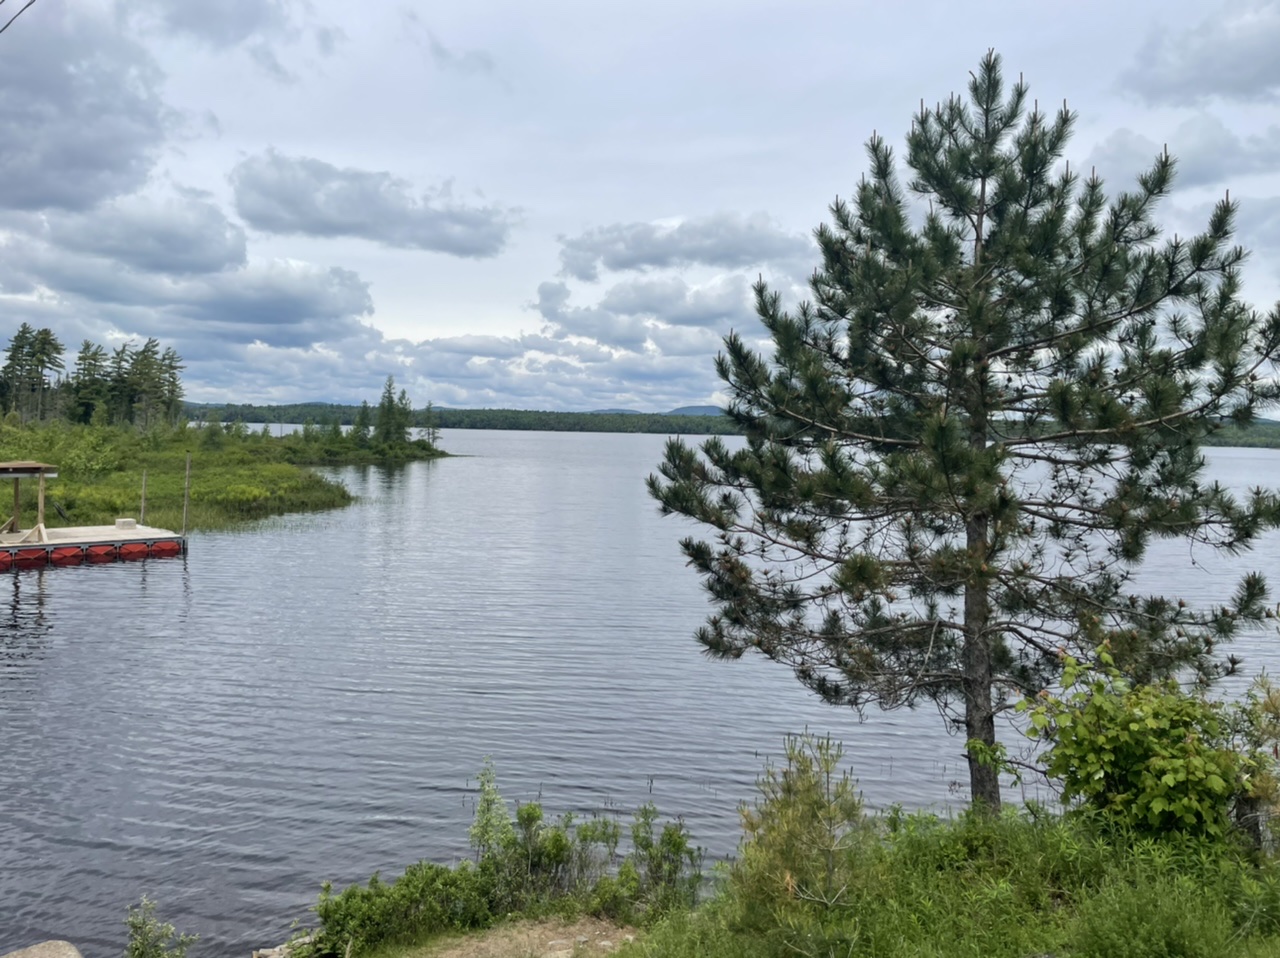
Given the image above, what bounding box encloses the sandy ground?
[394,917,637,958]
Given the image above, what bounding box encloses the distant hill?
[589,408,643,415]
[667,405,724,416]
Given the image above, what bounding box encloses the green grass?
[620,809,1280,958]
[0,420,383,531]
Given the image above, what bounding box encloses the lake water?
[2,432,1279,957]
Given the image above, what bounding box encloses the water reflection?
[0,569,53,672]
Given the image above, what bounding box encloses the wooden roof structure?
[0,461,58,479]
[0,461,58,534]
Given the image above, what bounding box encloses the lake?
[2,431,1279,956]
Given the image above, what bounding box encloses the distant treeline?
[185,402,741,436]
[183,400,1280,446]
[1200,419,1280,448]
[4,323,184,428]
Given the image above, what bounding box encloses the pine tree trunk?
[962,516,1000,813]
[963,173,1001,813]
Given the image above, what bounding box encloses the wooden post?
[12,477,19,532]
[181,453,191,537]
[37,472,45,528]
[140,469,147,525]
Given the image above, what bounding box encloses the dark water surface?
[2,432,1279,956]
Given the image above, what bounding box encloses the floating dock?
[0,461,187,570]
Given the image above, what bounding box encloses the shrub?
[312,862,493,955]
[124,897,198,958]
[1071,871,1233,958]
[309,763,701,956]
[1023,649,1243,837]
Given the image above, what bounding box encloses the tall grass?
[0,420,356,531]
[621,734,1280,958]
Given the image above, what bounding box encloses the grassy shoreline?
[0,420,445,532]
[247,739,1280,958]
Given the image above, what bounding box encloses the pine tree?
[351,400,372,448]
[106,342,134,424]
[423,400,441,448]
[70,339,109,423]
[29,327,64,421]
[374,375,396,445]
[648,52,1280,811]
[160,347,185,425]
[395,387,414,442]
[1,323,35,419]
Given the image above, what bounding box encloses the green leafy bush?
[313,862,492,955]
[1023,649,1244,837]
[308,763,701,957]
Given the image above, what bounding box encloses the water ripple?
[1,434,1278,956]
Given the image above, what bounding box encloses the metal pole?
[12,477,19,532]
[37,473,45,528]
[140,469,147,524]
[181,453,191,537]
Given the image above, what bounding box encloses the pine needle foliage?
[648,51,1280,810]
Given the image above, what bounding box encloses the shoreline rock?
[1,942,84,958]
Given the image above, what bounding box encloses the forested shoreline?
[0,325,444,530]
[186,402,740,436]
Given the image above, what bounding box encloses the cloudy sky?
[2,0,1278,409]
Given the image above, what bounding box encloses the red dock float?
[50,546,85,567]
[1,461,188,572]
[14,548,48,568]
[149,540,183,558]
[2,534,186,571]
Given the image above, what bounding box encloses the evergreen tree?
[648,53,1280,811]
[374,375,411,445]
[160,347,185,425]
[1,322,35,419]
[70,339,109,423]
[129,337,163,429]
[351,400,372,448]
[30,327,64,421]
[106,342,134,424]
[396,387,414,442]
[423,400,441,448]
[374,375,396,445]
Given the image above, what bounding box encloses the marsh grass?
[0,420,364,531]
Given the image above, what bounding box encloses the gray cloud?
[1233,197,1280,255]
[534,281,651,350]
[120,0,294,48]
[398,10,498,78]
[45,192,247,275]
[0,6,168,212]
[531,271,754,355]
[1123,0,1280,104]
[231,151,516,257]
[1087,115,1280,189]
[0,212,374,353]
[247,40,297,84]
[427,32,497,77]
[599,275,752,328]
[314,25,345,58]
[558,213,812,281]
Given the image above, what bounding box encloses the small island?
[0,326,444,532]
